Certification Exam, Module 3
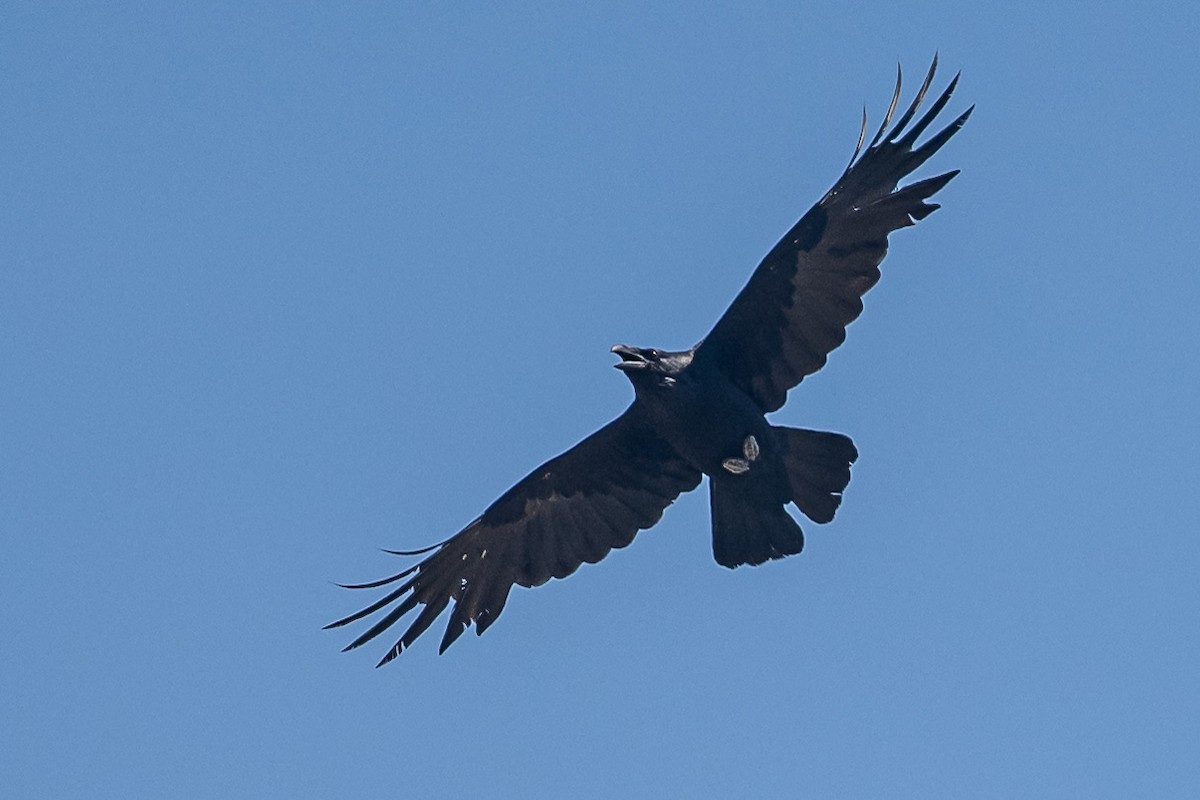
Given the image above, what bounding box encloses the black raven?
[328,57,971,665]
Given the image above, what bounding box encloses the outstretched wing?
[693,56,972,413]
[326,405,701,665]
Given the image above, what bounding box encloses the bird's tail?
[709,469,805,568]
[708,426,857,569]
[775,426,858,524]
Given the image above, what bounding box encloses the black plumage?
[327,57,971,665]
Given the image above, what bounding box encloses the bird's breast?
[642,372,772,476]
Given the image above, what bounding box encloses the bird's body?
[328,57,972,664]
[611,346,810,566]
[616,346,765,476]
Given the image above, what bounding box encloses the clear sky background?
[4,2,1198,798]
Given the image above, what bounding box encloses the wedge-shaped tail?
[709,426,857,568]
[709,469,804,568]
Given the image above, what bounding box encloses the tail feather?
[777,427,858,523]
[706,427,857,569]
[709,474,804,568]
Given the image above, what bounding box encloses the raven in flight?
[328,57,971,665]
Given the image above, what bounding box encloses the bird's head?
[611,344,692,391]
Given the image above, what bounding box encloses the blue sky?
[4,2,1198,797]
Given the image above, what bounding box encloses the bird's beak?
[611,344,649,371]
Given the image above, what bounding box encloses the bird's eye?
[649,350,661,360]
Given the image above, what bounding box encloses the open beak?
[611,344,649,371]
